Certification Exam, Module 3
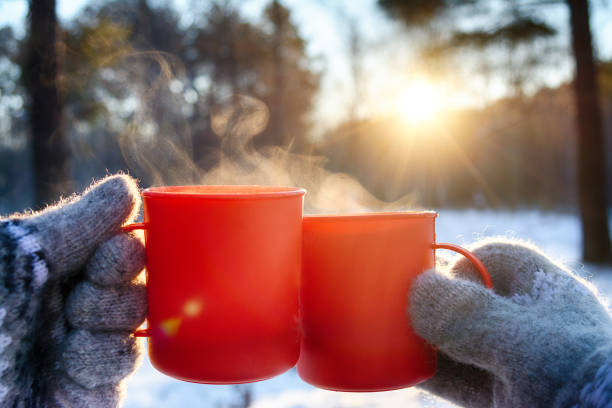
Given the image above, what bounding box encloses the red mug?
[123,185,305,383]
[297,212,492,392]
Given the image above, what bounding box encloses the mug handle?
[433,243,493,289]
[122,222,146,233]
[122,223,150,337]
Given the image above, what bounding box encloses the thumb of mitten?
[20,175,140,277]
[410,269,525,372]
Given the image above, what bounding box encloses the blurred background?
[1,0,612,406]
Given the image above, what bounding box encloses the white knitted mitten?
[411,239,612,408]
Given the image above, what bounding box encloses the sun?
[396,80,443,124]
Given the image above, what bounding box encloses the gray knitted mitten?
[0,175,147,407]
[410,238,612,408]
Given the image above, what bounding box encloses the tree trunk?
[567,0,612,263]
[347,17,364,121]
[25,0,69,208]
[268,0,288,147]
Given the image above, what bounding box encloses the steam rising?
[119,74,414,213]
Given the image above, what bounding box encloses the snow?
[123,209,612,408]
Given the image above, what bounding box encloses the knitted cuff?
[1,220,49,290]
[572,358,612,408]
[555,346,612,408]
[0,219,50,405]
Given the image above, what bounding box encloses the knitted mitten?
[410,238,612,408]
[0,175,147,407]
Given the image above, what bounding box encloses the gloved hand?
[0,175,147,407]
[410,239,612,408]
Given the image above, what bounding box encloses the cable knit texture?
[410,238,612,408]
[575,359,612,407]
[0,175,147,407]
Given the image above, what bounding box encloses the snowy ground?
[123,209,612,408]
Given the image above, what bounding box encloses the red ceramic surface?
[298,212,491,392]
[126,186,305,384]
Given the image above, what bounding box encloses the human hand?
[410,239,612,408]
[0,175,147,407]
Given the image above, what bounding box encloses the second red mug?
[298,212,492,391]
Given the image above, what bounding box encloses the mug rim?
[143,185,306,199]
[304,211,437,221]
